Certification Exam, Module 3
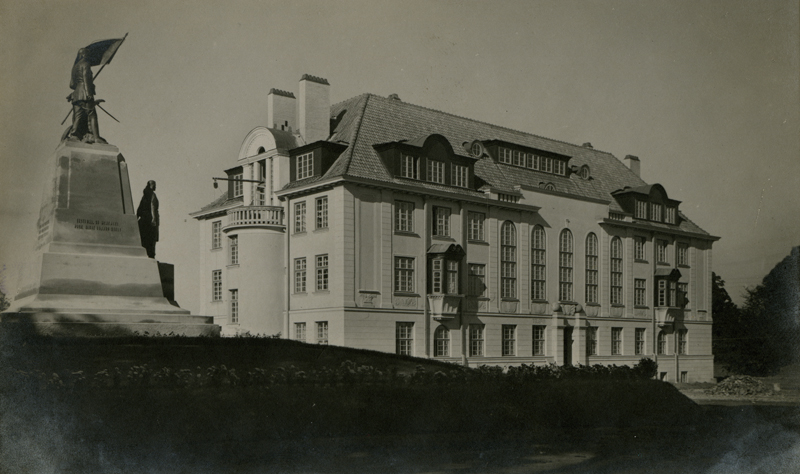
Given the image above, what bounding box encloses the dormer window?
[651,203,663,222]
[296,152,313,180]
[427,159,445,184]
[635,200,648,219]
[579,165,590,180]
[499,148,513,164]
[232,173,243,197]
[452,164,468,188]
[495,145,568,176]
[470,141,484,157]
[400,154,419,179]
[665,207,676,224]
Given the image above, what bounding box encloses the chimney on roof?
[388,93,401,101]
[625,155,641,177]
[298,74,330,143]
[582,142,593,148]
[268,88,296,132]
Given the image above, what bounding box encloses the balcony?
[223,206,284,232]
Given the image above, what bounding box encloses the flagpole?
[93,32,128,81]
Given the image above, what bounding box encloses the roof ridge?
[330,92,371,111]
[324,94,371,179]
[366,94,618,156]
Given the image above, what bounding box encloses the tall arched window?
[501,221,516,299]
[610,237,623,305]
[585,233,598,304]
[531,225,546,300]
[559,229,573,301]
[434,325,450,357]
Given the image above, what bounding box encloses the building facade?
[192,75,719,382]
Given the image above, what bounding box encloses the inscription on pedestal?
[74,218,122,232]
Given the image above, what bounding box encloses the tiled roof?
[193,194,242,216]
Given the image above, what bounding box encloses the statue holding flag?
[64,34,127,144]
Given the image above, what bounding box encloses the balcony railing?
[224,206,284,231]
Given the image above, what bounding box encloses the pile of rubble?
[705,375,773,397]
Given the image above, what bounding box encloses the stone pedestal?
[1,141,219,337]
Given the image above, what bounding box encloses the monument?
[1,36,219,337]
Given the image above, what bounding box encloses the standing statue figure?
[66,48,107,144]
[137,180,160,259]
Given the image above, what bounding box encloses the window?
[294,202,306,233]
[677,243,689,266]
[501,221,517,299]
[680,371,688,383]
[502,325,516,356]
[427,159,445,184]
[543,157,553,173]
[586,327,598,356]
[658,330,667,355]
[468,264,486,297]
[447,261,458,294]
[431,259,443,294]
[212,221,222,249]
[544,183,556,192]
[650,203,663,222]
[471,142,483,157]
[579,166,590,179]
[513,150,524,167]
[469,324,484,356]
[452,164,468,188]
[666,207,677,224]
[498,193,520,203]
[554,160,566,176]
[434,326,450,357]
[585,233,598,304]
[656,239,668,264]
[296,152,313,180]
[635,279,647,306]
[400,155,419,179]
[315,197,328,229]
[229,235,238,265]
[316,255,328,291]
[635,237,646,261]
[635,200,647,219]
[316,321,328,344]
[294,322,306,341]
[294,258,307,293]
[610,237,623,305]
[499,147,513,164]
[559,229,573,301]
[212,270,222,301]
[468,211,485,241]
[658,280,668,307]
[396,322,414,355]
[532,326,545,355]
[531,225,546,300]
[232,173,243,197]
[230,289,238,324]
[678,329,687,354]
[635,328,645,355]
[530,154,540,170]
[678,282,689,308]
[433,207,450,237]
[395,201,414,232]
[611,328,622,355]
[394,257,414,293]
[656,279,678,307]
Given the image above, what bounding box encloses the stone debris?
[705,375,773,397]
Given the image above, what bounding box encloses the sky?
[1,0,797,311]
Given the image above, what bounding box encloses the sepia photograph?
[1,1,798,472]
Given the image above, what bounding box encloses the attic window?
[297,152,314,180]
[579,166,590,180]
[470,141,484,158]
[497,147,567,176]
[540,182,556,192]
[400,155,419,179]
[665,207,677,224]
[635,200,647,219]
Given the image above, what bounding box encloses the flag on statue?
[73,33,128,68]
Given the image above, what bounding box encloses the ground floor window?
[611,328,622,355]
[434,325,449,357]
[532,325,545,356]
[502,325,516,356]
[316,321,328,345]
[678,329,687,354]
[635,328,645,355]
[586,327,597,356]
[469,324,484,357]
[658,330,667,355]
[294,322,306,341]
[396,322,414,355]
[680,371,688,383]
[229,289,238,324]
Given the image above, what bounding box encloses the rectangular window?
[452,164,468,187]
[316,254,328,291]
[658,332,667,355]
[658,280,668,307]
[678,282,689,308]
[677,243,689,266]
[394,257,414,293]
[635,328,645,355]
[433,207,450,236]
[532,325,546,355]
[447,260,458,294]
[294,258,307,293]
[427,159,445,184]
[212,270,222,301]
[531,228,546,301]
[294,202,306,233]
[232,173,243,197]
[586,241,598,305]
[512,150,524,167]
[434,327,449,357]
[678,330,687,355]
[469,324,484,356]
[400,155,419,179]
[212,221,222,249]
[657,239,668,263]
[316,321,328,344]
[229,235,238,265]
[611,241,623,305]
[230,289,238,324]
[680,371,688,383]
[395,201,414,233]
[651,203,663,222]
[635,237,646,261]
[396,322,414,355]
[665,207,677,224]
[431,259,443,294]
[586,327,598,356]
[554,160,566,176]
[543,157,553,173]
[468,264,486,297]
[635,200,648,219]
[611,327,622,355]
[531,154,541,170]
[525,153,535,169]
[499,147,513,164]
[635,279,647,306]
[467,211,485,241]
[296,152,313,180]
[501,243,517,299]
[502,325,516,356]
[294,322,306,341]
[315,197,328,229]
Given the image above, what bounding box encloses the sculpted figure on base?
[137,180,160,258]
[66,48,107,144]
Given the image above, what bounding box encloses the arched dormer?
[238,126,301,161]
[611,183,681,225]
[373,133,477,188]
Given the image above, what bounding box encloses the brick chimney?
[267,88,296,132]
[298,74,330,143]
[624,155,641,177]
